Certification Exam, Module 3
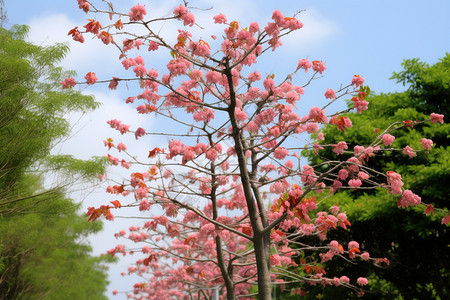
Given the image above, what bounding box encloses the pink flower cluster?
[309,106,328,123]
[84,72,97,85]
[430,113,444,124]
[173,5,195,27]
[332,141,348,155]
[213,13,227,24]
[387,171,403,194]
[420,138,433,150]
[107,119,131,135]
[382,133,395,146]
[324,88,336,100]
[60,77,76,89]
[129,4,146,21]
[398,190,421,208]
[352,75,365,87]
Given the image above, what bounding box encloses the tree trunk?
[254,231,272,300]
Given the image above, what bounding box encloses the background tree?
[69,1,447,299]
[299,54,450,299]
[0,23,112,299]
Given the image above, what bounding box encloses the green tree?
[298,54,450,299]
[0,24,112,299]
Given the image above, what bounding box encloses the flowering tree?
[65,1,447,299]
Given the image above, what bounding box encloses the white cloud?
[281,8,339,53]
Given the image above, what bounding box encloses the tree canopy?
[0,24,112,299]
[300,54,450,299]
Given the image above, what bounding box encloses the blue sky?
[4,0,450,298]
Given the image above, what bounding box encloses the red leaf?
[110,200,121,209]
[148,147,164,158]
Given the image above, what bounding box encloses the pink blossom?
[332,141,348,155]
[274,147,289,159]
[324,88,336,99]
[77,0,89,12]
[358,172,369,180]
[442,215,450,225]
[338,169,349,180]
[167,57,192,76]
[113,290,118,295]
[193,109,215,123]
[147,41,159,51]
[398,189,421,208]
[134,127,146,139]
[205,149,218,162]
[118,123,130,134]
[297,59,312,73]
[188,69,203,81]
[234,108,248,121]
[387,171,404,194]
[300,224,315,235]
[139,199,151,211]
[356,277,369,286]
[129,4,146,21]
[60,77,76,89]
[182,149,195,164]
[348,179,362,188]
[121,58,136,70]
[248,71,262,83]
[190,40,210,57]
[270,254,282,266]
[354,100,369,114]
[117,142,127,152]
[108,77,119,90]
[352,75,365,87]
[420,138,433,150]
[205,70,222,83]
[181,12,195,26]
[430,113,444,124]
[244,121,259,133]
[360,252,370,260]
[133,65,147,77]
[348,241,359,250]
[248,21,260,33]
[347,157,361,173]
[263,77,275,91]
[264,22,280,38]
[309,106,328,123]
[72,31,84,43]
[84,72,97,85]
[271,9,285,24]
[403,145,416,158]
[382,133,395,146]
[332,179,342,190]
[133,56,145,65]
[306,123,319,134]
[120,160,131,169]
[285,160,294,168]
[173,5,188,16]
[284,91,298,104]
[98,31,113,45]
[340,276,350,284]
[213,13,227,24]
[312,60,326,74]
[301,165,316,185]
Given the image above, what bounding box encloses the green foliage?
[0,25,111,298]
[298,54,450,299]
